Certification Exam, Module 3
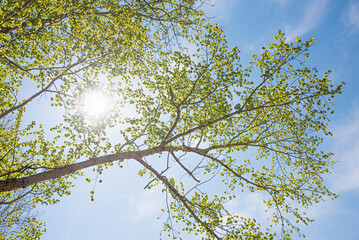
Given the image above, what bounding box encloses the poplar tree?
[0,0,343,239]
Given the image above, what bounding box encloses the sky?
[37,0,359,239]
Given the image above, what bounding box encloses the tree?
[0,0,343,239]
[1,116,44,239]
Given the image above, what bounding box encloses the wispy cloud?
[330,104,359,192]
[346,1,359,32]
[123,189,163,222]
[268,0,288,5]
[224,192,268,219]
[285,0,329,41]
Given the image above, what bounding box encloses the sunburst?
[82,91,111,119]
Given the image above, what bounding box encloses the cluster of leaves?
[125,27,342,239]
[0,0,343,239]
[0,0,201,238]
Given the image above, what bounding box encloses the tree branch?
[170,152,200,182]
[0,58,86,120]
[134,156,220,239]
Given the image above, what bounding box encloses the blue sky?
[38,0,359,239]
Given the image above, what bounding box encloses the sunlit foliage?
[0,0,343,239]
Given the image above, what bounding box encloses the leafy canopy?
[0,0,343,239]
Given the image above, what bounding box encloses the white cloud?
[224,192,268,219]
[330,105,359,192]
[123,189,163,222]
[347,1,359,32]
[285,0,329,41]
[306,196,341,219]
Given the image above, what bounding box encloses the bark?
[0,147,162,193]
[0,144,210,193]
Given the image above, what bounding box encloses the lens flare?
[82,91,110,118]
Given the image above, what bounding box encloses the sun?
[82,91,111,118]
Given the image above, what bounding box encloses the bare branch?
[134,156,221,240]
[170,152,200,182]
